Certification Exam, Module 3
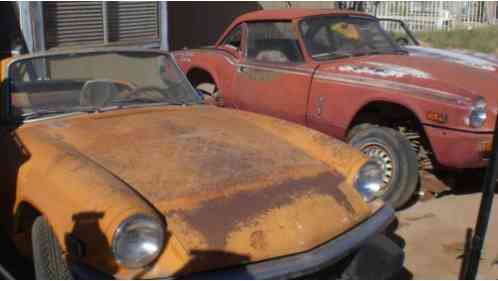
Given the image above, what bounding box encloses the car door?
[235,21,313,125]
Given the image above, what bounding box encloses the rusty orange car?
[176,9,498,209]
[0,48,403,279]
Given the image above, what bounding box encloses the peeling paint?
[337,62,432,79]
[315,71,471,105]
[407,46,498,72]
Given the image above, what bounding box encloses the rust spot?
[249,230,267,250]
[167,172,355,249]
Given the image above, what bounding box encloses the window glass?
[247,22,304,63]
[221,25,242,50]
[379,20,418,46]
[8,52,201,119]
[300,16,399,60]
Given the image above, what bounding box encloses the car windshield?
[299,16,402,60]
[7,50,202,120]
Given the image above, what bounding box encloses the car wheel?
[32,216,72,280]
[196,82,223,106]
[348,124,419,209]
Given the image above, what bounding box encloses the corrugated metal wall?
[107,2,160,43]
[44,2,104,49]
[44,1,160,49]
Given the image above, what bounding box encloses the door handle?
[237,66,247,73]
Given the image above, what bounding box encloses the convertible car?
[176,9,498,208]
[0,49,402,279]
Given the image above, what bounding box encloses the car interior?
[249,38,304,63]
[10,79,136,116]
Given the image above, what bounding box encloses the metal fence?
[339,1,497,32]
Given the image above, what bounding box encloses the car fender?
[9,126,158,275]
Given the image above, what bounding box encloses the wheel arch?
[186,66,219,89]
[348,100,426,130]
[347,100,436,168]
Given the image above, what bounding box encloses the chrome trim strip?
[315,71,472,105]
[183,49,312,76]
[240,63,312,77]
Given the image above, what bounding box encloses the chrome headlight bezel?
[112,214,165,269]
[354,160,385,202]
[467,97,487,128]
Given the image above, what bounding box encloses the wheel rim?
[359,143,395,195]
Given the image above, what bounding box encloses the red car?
[174,9,497,208]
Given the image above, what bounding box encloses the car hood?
[406,45,498,73]
[19,106,371,275]
[317,54,498,108]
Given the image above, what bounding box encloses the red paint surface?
[174,10,497,169]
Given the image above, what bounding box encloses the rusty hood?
[19,105,370,275]
[318,54,498,108]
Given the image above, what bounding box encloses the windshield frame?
[297,15,404,62]
[2,47,201,124]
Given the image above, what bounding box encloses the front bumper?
[185,205,399,280]
[424,125,493,168]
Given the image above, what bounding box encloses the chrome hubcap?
[360,143,394,193]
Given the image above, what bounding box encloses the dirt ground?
[392,178,498,279]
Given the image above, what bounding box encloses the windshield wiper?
[100,99,186,111]
[353,49,408,57]
[110,97,165,105]
[393,49,409,55]
[353,50,384,57]
[20,107,97,121]
[312,51,352,60]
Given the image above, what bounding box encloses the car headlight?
[354,160,385,202]
[112,214,165,268]
[467,97,487,128]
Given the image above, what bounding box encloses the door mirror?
[396,37,410,46]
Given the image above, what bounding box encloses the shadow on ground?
[385,219,414,280]
[434,168,497,196]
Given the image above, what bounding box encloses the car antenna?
[461,107,498,279]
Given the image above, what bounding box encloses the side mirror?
[396,37,410,46]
